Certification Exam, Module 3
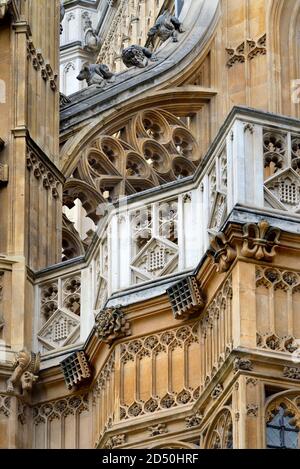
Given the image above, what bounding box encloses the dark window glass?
[267,405,299,449]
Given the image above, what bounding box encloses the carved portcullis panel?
[263,130,300,214]
[130,200,179,284]
[256,267,300,354]
[119,324,200,422]
[167,276,205,320]
[37,274,81,353]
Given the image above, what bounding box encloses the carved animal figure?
[76,63,115,87]
[121,45,157,68]
[7,349,40,395]
[148,10,184,47]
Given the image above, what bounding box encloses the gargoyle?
[7,349,40,395]
[121,45,157,68]
[147,10,184,47]
[76,62,115,88]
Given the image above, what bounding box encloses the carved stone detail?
[104,434,126,449]
[241,220,281,261]
[257,332,298,354]
[95,306,131,346]
[148,10,184,46]
[148,423,168,437]
[167,276,205,320]
[119,325,199,421]
[26,38,57,90]
[233,358,253,373]
[246,404,259,417]
[122,45,157,68]
[76,63,115,88]
[185,412,203,428]
[0,394,11,417]
[208,232,236,273]
[26,148,60,198]
[7,349,40,396]
[226,34,266,67]
[246,377,258,386]
[60,351,92,390]
[33,394,89,425]
[283,367,300,380]
[0,271,4,334]
[211,384,224,399]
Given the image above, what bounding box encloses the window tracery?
[266,394,300,449]
[205,408,233,449]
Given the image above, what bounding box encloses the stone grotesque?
[95,306,131,346]
[121,45,157,68]
[77,63,115,87]
[7,349,40,395]
[148,10,184,47]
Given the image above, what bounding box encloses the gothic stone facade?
[1,0,300,449]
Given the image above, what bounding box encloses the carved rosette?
[208,232,236,273]
[95,306,131,346]
[241,220,281,261]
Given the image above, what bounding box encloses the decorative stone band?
[283,366,300,380]
[166,275,205,320]
[26,146,61,198]
[208,220,281,273]
[60,351,92,390]
[27,38,58,91]
[94,306,131,346]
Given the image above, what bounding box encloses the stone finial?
[121,45,157,68]
[147,10,184,47]
[76,63,115,88]
[7,349,40,396]
[207,232,236,273]
[95,306,131,346]
[241,220,281,261]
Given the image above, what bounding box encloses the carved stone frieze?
[257,332,298,354]
[104,434,126,449]
[207,232,236,273]
[185,412,203,429]
[148,423,168,437]
[26,38,57,90]
[33,394,89,425]
[7,349,40,396]
[283,367,300,380]
[226,34,266,67]
[95,306,131,346]
[241,220,281,261]
[26,148,60,198]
